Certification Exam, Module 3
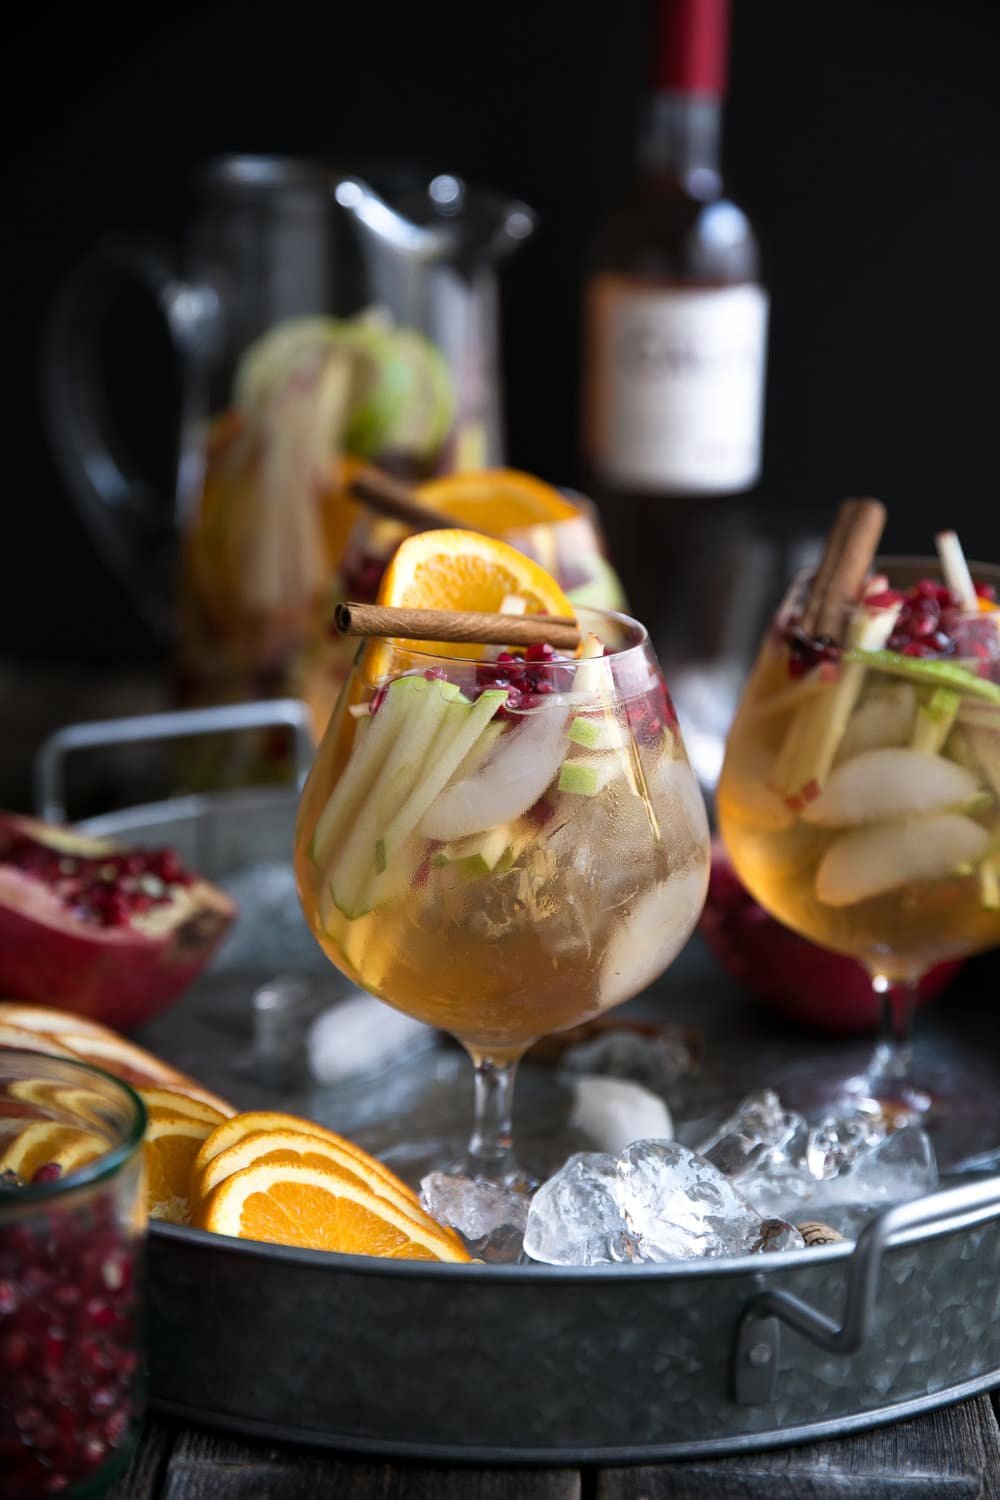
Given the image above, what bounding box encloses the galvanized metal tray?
[36,704,1000,1462]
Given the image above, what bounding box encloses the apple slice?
[420,706,568,842]
[835,682,917,763]
[312,675,435,868]
[558,754,624,797]
[815,813,990,907]
[432,825,515,879]
[598,866,709,1010]
[801,748,979,827]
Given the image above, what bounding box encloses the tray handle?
[34,700,316,823]
[734,1172,1000,1404]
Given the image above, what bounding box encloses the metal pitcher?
[43,156,537,647]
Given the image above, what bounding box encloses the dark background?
[6,0,1000,669]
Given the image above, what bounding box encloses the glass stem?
[868,973,919,1087]
[466,1054,520,1182]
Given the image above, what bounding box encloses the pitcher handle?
[41,236,224,644]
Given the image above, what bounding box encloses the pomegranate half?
[0,812,236,1031]
[699,838,960,1035]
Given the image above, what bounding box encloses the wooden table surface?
[109,1394,1000,1498]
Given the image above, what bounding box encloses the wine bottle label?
[584,277,768,494]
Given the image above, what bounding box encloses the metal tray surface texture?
[76,785,1000,1461]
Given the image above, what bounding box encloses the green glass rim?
[0,1047,147,1206]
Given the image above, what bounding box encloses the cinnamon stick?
[346,464,482,533]
[799,497,887,641]
[334,602,581,651]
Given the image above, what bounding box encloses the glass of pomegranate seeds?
[0,1048,147,1497]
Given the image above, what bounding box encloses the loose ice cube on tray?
[523,1139,802,1266]
[693,1089,938,1226]
[420,1172,531,1263]
[308,992,438,1084]
[569,1076,673,1156]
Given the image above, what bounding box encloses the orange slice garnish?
[144,1113,217,1224]
[190,1128,444,1237]
[415,469,579,532]
[201,1159,470,1262]
[189,1110,421,1210]
[366,527,574,678]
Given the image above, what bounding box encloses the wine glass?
[294,606,710,1188]
[716,555,1000,1133]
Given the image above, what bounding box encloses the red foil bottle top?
[654,0,730,96]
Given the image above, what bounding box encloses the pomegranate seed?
[31,1164,63,1187]
[0,1280,19,1316]
[975,581,996,600]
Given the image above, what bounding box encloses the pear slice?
[801,748,979,827]
[815,813,989,907]
[598,866,709,1010]
[420,706,567,842]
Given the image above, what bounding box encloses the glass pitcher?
[42,156,536,783]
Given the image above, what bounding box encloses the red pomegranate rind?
[0,813,236,1032]
[699,840,959,1036]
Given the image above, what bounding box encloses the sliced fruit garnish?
[0,1022,79,1058]
[557,754,623,797]
[420,705,567,841]
[0,1004,115,1039]
[139,1089,230,1128]
[911,688,961,756]
[368,527,574,672]
[189,1110,421,1208]
[835,682,917,762]
[431,825,515,878]
[201,1159,471,1261]
[801,748,979,827]
[192,1128,448,1238]
[413,468,579,532]
[598,867,709,1010]
[144,1114,218,1224]
[814,814,990,907]
[770,602,901,804]
[0,1122,104,1180]
[843,649,1000,704]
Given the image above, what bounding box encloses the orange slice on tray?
[189,1110,421,1211]
[139,1088,231,1128]
[191,1128,443,1233]
[366,527,574,678]
[202,1158,471,1261]
[143,1113,218,1224]
[0,1004,116,1040]
[415,469,579,532]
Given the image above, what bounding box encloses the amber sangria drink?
[295,531,709,1184]
[718,508,1000,1115]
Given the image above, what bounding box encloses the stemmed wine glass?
[717,553,1000,1136]
[294,605,710,1188]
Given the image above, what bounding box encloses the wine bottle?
[580,0,772,790]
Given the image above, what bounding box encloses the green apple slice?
[843,649,1000,705]
[911,688,961,756]
[311,675,436,868]
[557,754,623,797]
[431,825,515,879]
[375,690,508,862]
[567,714,622,751]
